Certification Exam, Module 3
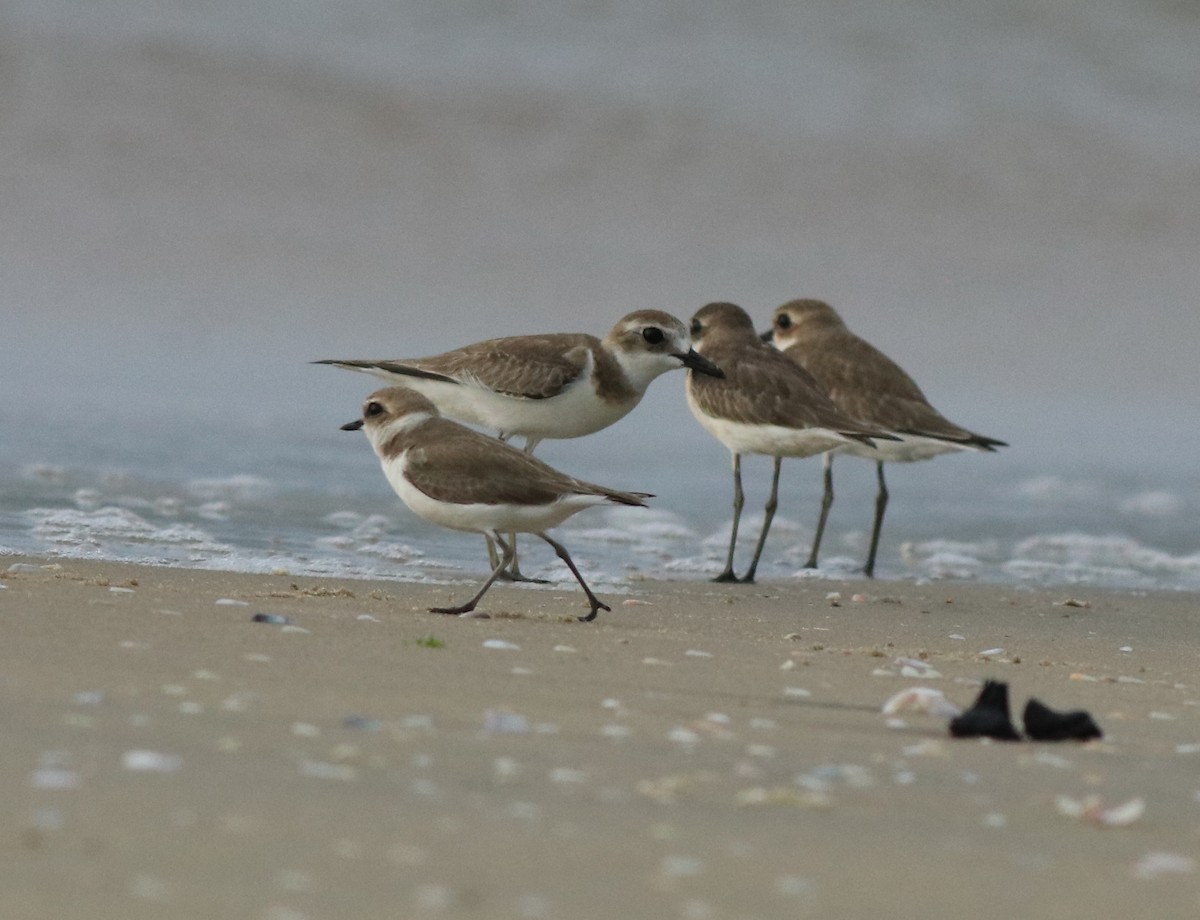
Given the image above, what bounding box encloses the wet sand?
[3,556,1199,918]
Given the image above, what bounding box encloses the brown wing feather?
[407,334,597,399]
[691,341,883,438]
[785,334,1002,446]
[402,420,649,506]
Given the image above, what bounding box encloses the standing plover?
[765,298,1006,577]
[318,310,721,579]
[341,387,651,621]
[685,302,891,583]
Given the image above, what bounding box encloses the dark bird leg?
[495,436,549,583]
[713,453,745,583]
[864,461,888,578]
[432,532,514,615]
[742,455,782,583]
[805,452,835,569]
[538,533,610,622]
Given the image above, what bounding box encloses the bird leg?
[742,455,782,583]
[431,532,514,615]
[498,536,550,583]
[537,533,610,622]
[805,452,835,569]
[498,437,549,583]
[484,533,501,569]
[863,461,889,578]
[713,453,744,583]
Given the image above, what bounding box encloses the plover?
[317,310,722,580]
[764,298,1006,577]
[341,386,652,621]
[685,302,892,584]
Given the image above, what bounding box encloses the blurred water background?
[2,0,1198,591]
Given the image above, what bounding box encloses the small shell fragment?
[882,687,963,719]
[1173,743,1200,755]
[122,750,182,773]
[1055,794,1145,827]
[1132,852,1196,880]
[483,639,520,650]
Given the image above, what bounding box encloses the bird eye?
[690,318,702,336]
[642,326,665,345]
[776,314,792,330]
[364,401,384,417]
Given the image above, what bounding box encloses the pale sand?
[3,556,1199,918]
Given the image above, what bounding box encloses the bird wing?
[402,420,648,506]
[792,336,1004,448]
[691,343,882,438]
[404,334,597,399]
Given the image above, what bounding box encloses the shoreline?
[4,554,1199,917]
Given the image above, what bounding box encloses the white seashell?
[483,710,530,734]
[483,639,520,650]
[122,750,182,773]
[978,647,1005,657]
[548,768,587,785]
[1133,852,1196,879]
[1175,743,1200,754]
[1055,794,1145,827]
[30,768,81,790]
[881,687,963,718]
[705,713,731,724]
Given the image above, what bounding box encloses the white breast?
[686,389,850,458]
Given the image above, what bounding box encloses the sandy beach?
[3,555,1199,918]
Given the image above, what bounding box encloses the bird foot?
[499,570,550,584]
[578,601,610,622]
[429,605,472,615]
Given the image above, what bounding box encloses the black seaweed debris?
[948,680,1022,741]
[1023,697,1104,742]
[251,613,291,625]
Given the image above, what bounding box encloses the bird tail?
[311,359,458,385]
[595,487,654,508]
